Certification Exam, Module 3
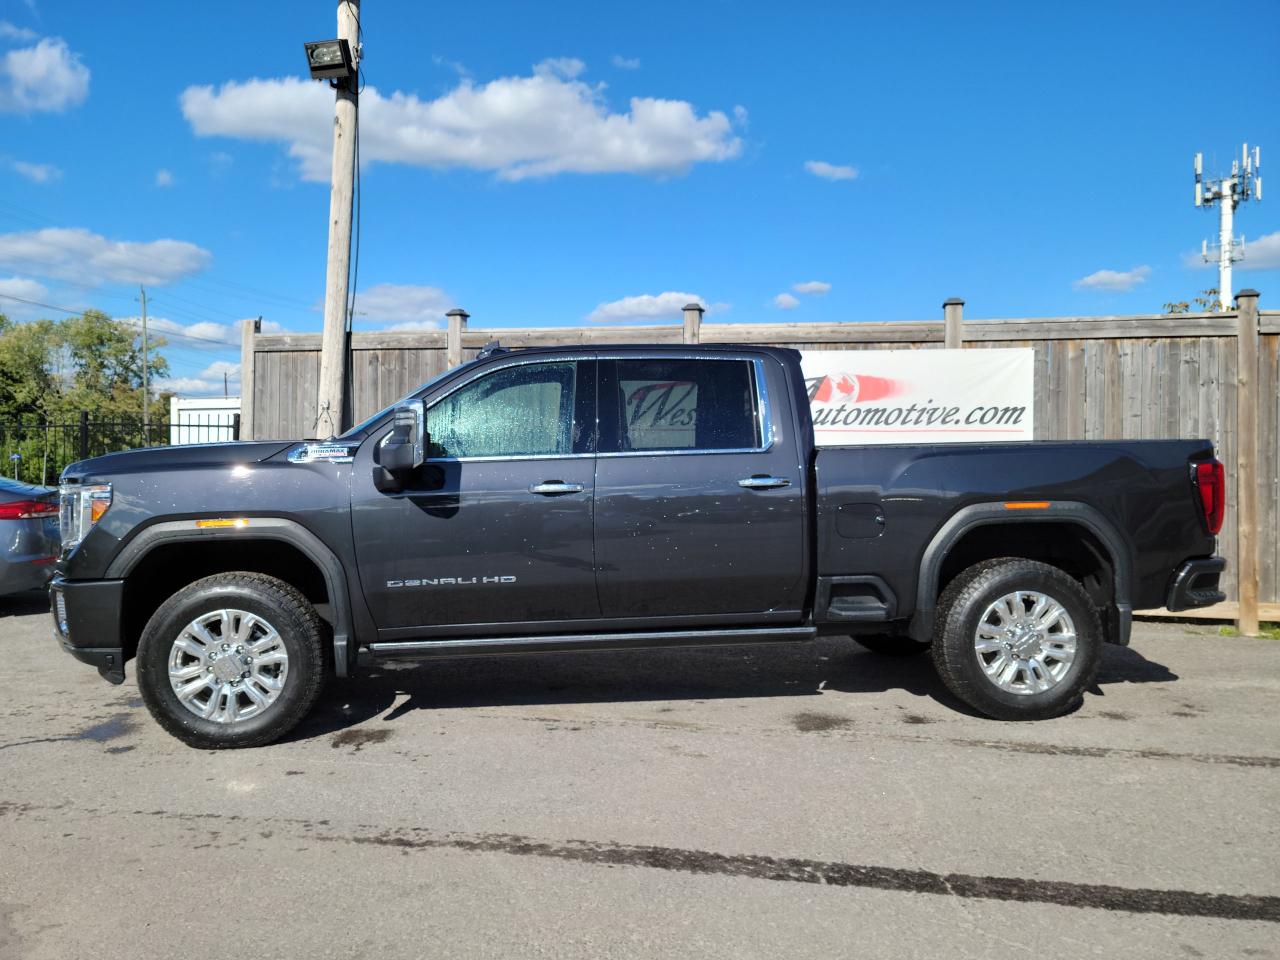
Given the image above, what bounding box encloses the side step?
[365,626,817,661]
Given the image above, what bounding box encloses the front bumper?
[49,575,127,684]
[1166,557,1227,612]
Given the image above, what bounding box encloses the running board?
[365,626,817,661]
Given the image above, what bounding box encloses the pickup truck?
[51,345,1227,748]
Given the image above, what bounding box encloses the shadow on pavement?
[288,636,1180,743]
[0,589,50,619]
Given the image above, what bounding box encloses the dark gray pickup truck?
[51,345,1227,747]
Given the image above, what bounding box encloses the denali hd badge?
[387,576,517,588]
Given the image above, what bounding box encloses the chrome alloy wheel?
[973,591,1077,696]
[167,609,289,723]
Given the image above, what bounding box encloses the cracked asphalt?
[1,589,1278,959]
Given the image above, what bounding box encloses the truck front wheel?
[136,572,327,749]
[931,558,1101,721]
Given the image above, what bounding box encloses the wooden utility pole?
[139,285,150,440]
[315,0,360,437]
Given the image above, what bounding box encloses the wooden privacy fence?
[241,293,1280,631]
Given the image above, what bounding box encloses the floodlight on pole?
[303,39,355,84]
[1193,144,1262,310]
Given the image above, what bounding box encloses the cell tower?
[1194,143,1262,310]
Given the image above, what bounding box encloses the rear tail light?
[1192,459,1225,535]
[0,499,59,520]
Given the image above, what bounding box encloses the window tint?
[427,362,576,458]
[612,359,759,452]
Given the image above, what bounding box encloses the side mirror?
[373,400,426,491]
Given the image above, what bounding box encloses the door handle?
[737,476,792,490]
[529,481,585,496]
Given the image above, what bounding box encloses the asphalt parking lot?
[1,591,1277,960]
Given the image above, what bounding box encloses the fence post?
[232,413,242,442]
[446,309,469,368]
[78,410,88,461]
[683,302,704,344]
[1235,289,1260,637]
[240,317,260,441]
[943,297,965,348]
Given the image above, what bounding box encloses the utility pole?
[314,0,360,437]
[1194,144,1262,310]
[139,284,150,442]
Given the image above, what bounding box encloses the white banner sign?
[799,348,1034,445]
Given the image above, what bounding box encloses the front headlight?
[59,482,112,552]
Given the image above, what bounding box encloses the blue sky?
[2,0,1278,395]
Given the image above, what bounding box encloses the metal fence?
[0,412,240,487]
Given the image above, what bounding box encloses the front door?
[593,355,807,622]
[351,358,598,636]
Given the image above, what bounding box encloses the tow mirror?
[374,400,426,491]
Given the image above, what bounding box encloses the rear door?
[593,353,807,623]
[351,357,599,636]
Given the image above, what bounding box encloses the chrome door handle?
[737,476,791,489]
[529,481,585,496]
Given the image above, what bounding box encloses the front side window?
[608,359,760,452]
[427,361,577,458]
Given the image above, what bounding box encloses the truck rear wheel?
[136,572,326,749]
[931,558,1101,721]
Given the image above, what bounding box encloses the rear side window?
[605,359,760,452]
[427,361,577,458]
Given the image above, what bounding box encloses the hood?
[61,440,298,482]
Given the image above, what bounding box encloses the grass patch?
[1219,622,1280,639]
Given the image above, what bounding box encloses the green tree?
[1163,289,1226,314]
[0,310,171,483]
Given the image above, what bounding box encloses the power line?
[0,292,240,348]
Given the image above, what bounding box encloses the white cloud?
[0,22,38,42]
[0,275,50,317]
[804,160,858,181]
[611,54,641,70]
[587,291,708,324]
[199,360,240,379]
[0,274,48,300]
[0,36,90,114]
[155,168,174,187]
[792,280,830,295]
[1074,265,1151,291]
[433,55,470,78]
[118,316,282,350]
[1242,231,1280,270]
[773,292,800,310]
[354,283,454,328]
[180,61,742,182]
[534,57,585,79]
[8,158,59,182]
[1186,231,1280,272]
[0,227,211,286]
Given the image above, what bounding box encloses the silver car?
[0,477,59,596]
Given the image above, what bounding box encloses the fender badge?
[287,443,357,464]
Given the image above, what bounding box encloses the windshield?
[333,364,472,441]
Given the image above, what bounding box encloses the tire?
[931,558,1101,721]
[852,633,930,656]
[136,572,327,749]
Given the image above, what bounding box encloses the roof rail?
[475,340,508,360]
